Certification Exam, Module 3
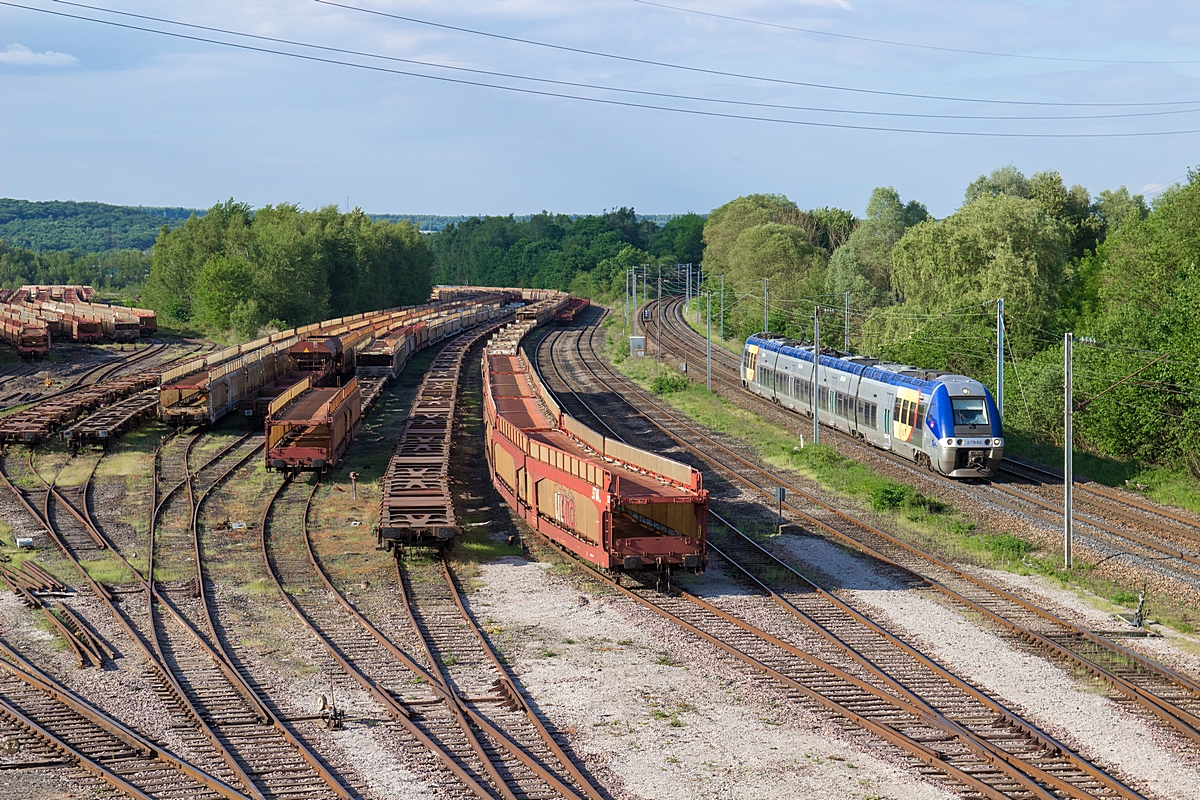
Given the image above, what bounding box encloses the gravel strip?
[774,534,1200,800]
[471,555,954,800]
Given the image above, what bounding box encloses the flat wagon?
[266,377,362,473]
[482,298,707,575]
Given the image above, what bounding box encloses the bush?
[869,483,910,510]
[651,374,691,395]
[977,533,1033,561]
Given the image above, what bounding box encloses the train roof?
[747,333,987,395]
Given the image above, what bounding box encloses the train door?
[881,388,894,449]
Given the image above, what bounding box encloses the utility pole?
[624,269,629,328]
[686,263,691,313]
[632,269,638,336]
[644,264,648,307]
[719,274,725,340]
[763,278,769,334]
[657,266,663,364]
[812,307,820,446]
[707,291,712,390]
[1064,332,1073,568]
[997,297,1005,422]
[844,291,850,352]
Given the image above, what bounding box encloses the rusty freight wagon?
[554,297,590,325]
[266,377,361,473]
[482,308,707,574]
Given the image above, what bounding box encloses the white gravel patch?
[777,535,1200,800]
[470,556,954,800]
[327,723,436,800]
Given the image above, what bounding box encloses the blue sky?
[2,0,1198,218]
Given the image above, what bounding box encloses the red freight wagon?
[265,377,362,473]
[482,310,707,575]
[554,297,590,325]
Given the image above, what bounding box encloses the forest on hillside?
[429,209,706,295]
[0,199,199,251]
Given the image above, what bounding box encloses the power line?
[42,0,1200,123]
[633,0,1200,66]
[12,2,1200,139]
[313,0,1200,109]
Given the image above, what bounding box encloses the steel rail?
[655,294,1200,568]
[0,637,253,800]
[436,559,602,800]
[395,554,597,800]
[702,513,1134,799]
[0,340,171,413]
[985,480,1200,571]
[584,304,1200,743]
[149,431,353,800]
[0,434,263,798]
[0,692,157,800]
[262,322,598,800]
[1001,459,1200,536]
[539,321,1138,800]
[262,477,506,800]
[273,460,603,800]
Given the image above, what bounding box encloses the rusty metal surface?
[376,313,513,548]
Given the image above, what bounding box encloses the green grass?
[600,308,1200,635]
[79,557,137,585]
[1005,433,1200,515]
[666,295,1200,517]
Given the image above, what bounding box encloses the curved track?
[258,329,603,800]
[528,308,1200,797]
[649,295,1200,586]
[578,306,1200,743]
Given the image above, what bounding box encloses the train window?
[952,397,988,426]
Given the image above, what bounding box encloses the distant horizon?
[2,197,698,223]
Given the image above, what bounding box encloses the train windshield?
[951,397,988,426]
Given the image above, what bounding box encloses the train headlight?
[944,438,954,447]
[956,439,963,446]
[993,438,1003,446]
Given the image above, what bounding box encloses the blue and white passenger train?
[741,333,1004,478]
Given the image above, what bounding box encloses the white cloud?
[0,43,79,67]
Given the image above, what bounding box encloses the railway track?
[0,638,251,799]
[573,305,1200,740]
[0,431,358,799]
[149,430,355,800]
[259,331,602,800]
[0,339,171,411]
[533,309,1200,795]
[649,295,1200,586]
[0,437,279,797]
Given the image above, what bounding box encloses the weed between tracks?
[601,307,1200,635]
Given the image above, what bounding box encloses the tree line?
[0,240,150,293]
[429,208,705,297]
[142,201,433,340]
[0,199,198,251]
[702,167,1198,471]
